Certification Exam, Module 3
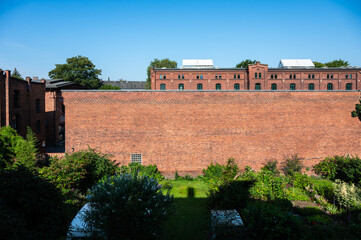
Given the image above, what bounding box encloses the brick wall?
[64,91,361,177]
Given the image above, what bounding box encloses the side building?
[151,60,361,91]
[0,69,46,142]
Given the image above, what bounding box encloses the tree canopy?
[351,98,361,121]
[236,59,257,68]
[314,59,349,68]
[12,68,23,80]
[48,55,102,89]
[146,58,177,89]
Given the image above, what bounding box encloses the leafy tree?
[325,59,349,68]
[351,98,361,121]
[12,68,23,80]
[236,59,257,68]
[313,61,325,68]
[146,58,177,89]
[48,55,102,89]
[99,84,121,90]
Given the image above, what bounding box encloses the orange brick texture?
[63,91,361,177]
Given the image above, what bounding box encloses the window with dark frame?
[178,84,184,90]
[197,75,199,79]
[290,83,296,90]
[36,99,41,113]
[271,83,277,90]
[160,84,166,90]
[182,75,184,79]
[234,83,240,90]
[197,83,203,90]
[327,83,333,90]
[259,73,262,78]
[255,83,261,90]
[275,74,278,79]
[237,74,240,79]
[308,83,314,90]
[216,83,221,90]
[346,83,352,90]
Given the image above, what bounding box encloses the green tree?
[48,55,102,89]
[12,68,23,80]
[146,58,177,89]
[99,84,121,90]
[236,59,257,68]
[313,61,325,68]
[325,59,349,68]
[351,98,361,121]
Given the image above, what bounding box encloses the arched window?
[271,83,277,90]
[197,83,203,90]
[234,83,240,90]
[293,74,296,79]
[290,83,296,90]
[327,74,330,79]
[331,74,333,79]
[349,74,352,79]
[255,73,257,78]
[308,83,314,90]
[196,75,199,79]
[255,83,261,90]
[327,83,333,90]
[275,74,278,79]
[289,74,292,79]
[308,74,311,79]
[259,73,262,78]
[345,74,348,79]
[312,74,315,79]
[234,74,236,79]
[178,84,184,90]
[237,74,240,79]
[346,83,352,90]
[216,83,222,90]
[271,74,274,79]
[160,84,166,90]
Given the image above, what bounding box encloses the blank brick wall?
[63,91,361,177]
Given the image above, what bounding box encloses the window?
[178,75,181,79]
[160,84,166,90]
[327,83,333,90]
[197,75,199,79]
[36,99,40,113]
[290,83,296,90]
[308,74,311,79]
[346,83,352,90]
[255,73,257,78]
[197,83,203,90]
[237,74,240,79]
[289,74,292,79]
[178,84,184,90]
[131,153,142,164]
[216,83,221,90]
[219,75,222,79]
[271,74,274,79]
[259,73,262,78]
[13,90,20,108]
[293,74,296,79]
[234,83,240,90]
[200,75,203,79]
[308,83,314,90]
[345,74,348,79]
[327,74,330,79]
[215,75,218,79]
[275,74,278,79]
[255,83,261,90]
[36,120,41,134]
[312,74,315,79]
[234,74,236,79]
[349,74,352,79]
[271,83,277,90]
[159,75,163,79]
[182,75,184,79]
[11,114,21,132]
[163,75,166,79]
[331,74,333,79]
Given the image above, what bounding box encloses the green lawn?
[161,180,210,240]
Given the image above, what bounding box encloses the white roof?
[279,59,315,68]
[182,59,214,68]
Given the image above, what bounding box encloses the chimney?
[5,70,11,79]
[40,78,46,83]
[33,76,39,80]
[256,61,260,65]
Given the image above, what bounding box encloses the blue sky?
[0,0,360,81]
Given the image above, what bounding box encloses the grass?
[161,179,210,240]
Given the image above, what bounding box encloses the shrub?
[0,166,67,239]
[289,172,311,189]
[202,158,239,190]
[118,162,164,182]
[313,156,339,179]
[261,159,279,175]
[285,187,310,201]
[309,178,335,202]
[0,126,38,170]
[40,148,117,200]
[241,200,304,240]
[281,154,304,176]
[249,170,287,201]
[333,179,361,210]
[83,173,173,239]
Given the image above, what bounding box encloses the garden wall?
[63,91,361,177]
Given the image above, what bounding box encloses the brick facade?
[151,62,361,91]
[0,69,46,142]
[63,91,361,177]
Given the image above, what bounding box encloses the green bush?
[83,173,173,239]
[309,178,335,202]
[118,162,164,182]
[0,166,67,240]
[202,158,239,190]
[241,200,304,240]
[281,154,304,176]
[333,179,361,210]
[0,126,38,170]
[249,170,287,201]
[285,187,310,201]
[289,172,311,189]
[313,156,339,179]
[261,159,279,175]
[40,148,117,199]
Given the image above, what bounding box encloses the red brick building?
[63,90,361,177]
[0,69,46,142]
[151,61,361,91]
